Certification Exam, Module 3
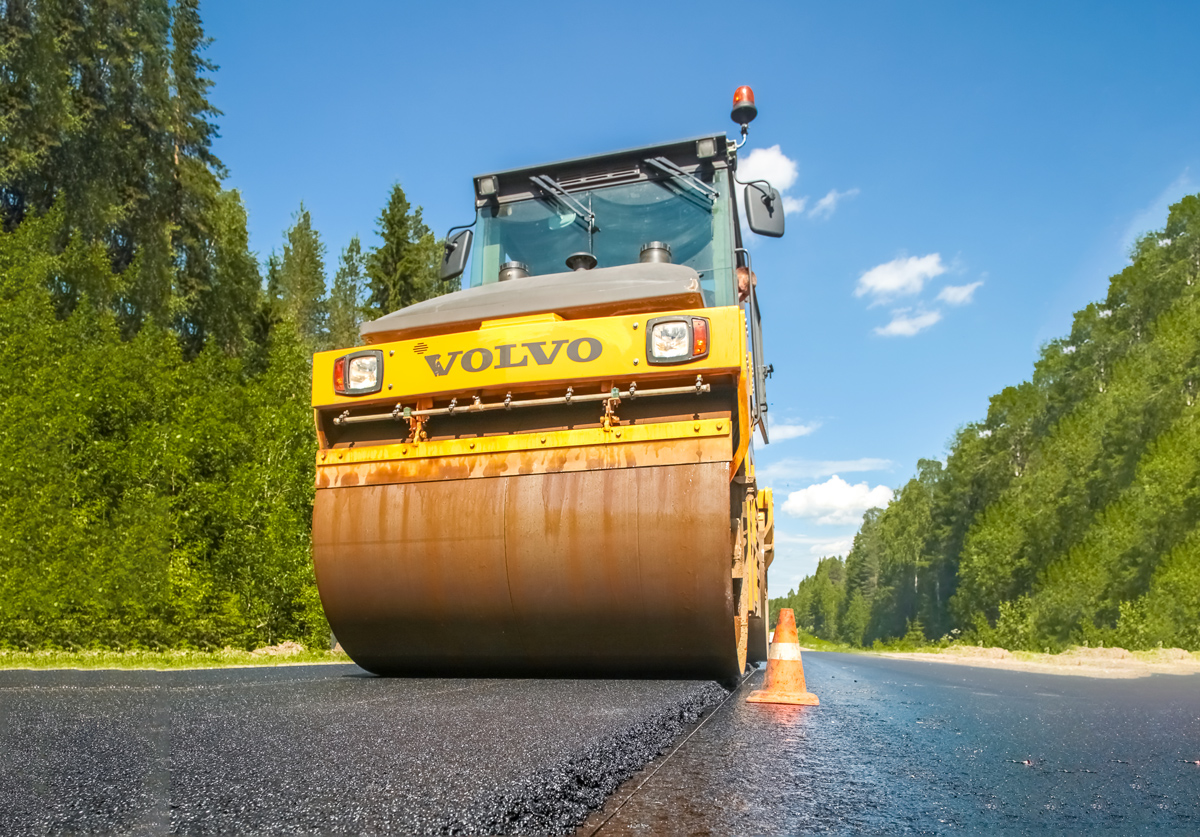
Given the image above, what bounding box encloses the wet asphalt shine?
[583,653,1200,835]
[0,655,1196,835]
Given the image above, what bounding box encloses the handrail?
[332,376,711,426]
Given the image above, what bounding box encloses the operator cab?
[464,134,738,308]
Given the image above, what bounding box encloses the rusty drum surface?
[312,461,738,678]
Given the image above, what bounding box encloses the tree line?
[772,195,1200,652]
[0,0,454,649]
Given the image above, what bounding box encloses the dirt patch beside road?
[871,645,1200,678]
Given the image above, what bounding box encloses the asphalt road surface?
[0,665,724,835]
[582,652,1200,835]
[2,655,1198,835]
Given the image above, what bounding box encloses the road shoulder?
[863,645,1200,678]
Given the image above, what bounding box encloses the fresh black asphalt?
[583,652,1200,834]
[0,665,725,835]
[3,655,1198,835]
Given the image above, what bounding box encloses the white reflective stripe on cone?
[768,642,801,661]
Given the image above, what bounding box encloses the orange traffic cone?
[746,608,819,706]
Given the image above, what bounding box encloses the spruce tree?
[168,0,224,344]
[327,236,366,349]
[276,205,327,348]
[199,189,261,356]
[366,182,443,315]
[0,0,81,229]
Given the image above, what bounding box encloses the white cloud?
[936,281,983,306]
[808,188,860,220]
[774,531,856,557]
[875,308,942,337]
[781,475,894,525]
[855,253,946,301]
[739,145,798,192]
[767,418,820,441]
[757,457,893,484]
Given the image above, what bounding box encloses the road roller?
[310,87,783,679]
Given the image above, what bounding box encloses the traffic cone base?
[746,608,819,706]
[746,687,819,706]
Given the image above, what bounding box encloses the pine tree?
[327,236,366,349]
[841,592,870,645]
[366,182,444,315]
[0,0,82,229]
[276,205,327,347]
[844,507,883,599]
[167,0,225,351]
[198,189,261,356]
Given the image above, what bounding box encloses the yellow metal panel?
[757,486,774,516]
[758,487,775,569]
[317,418,731,467]
[312,306,744,408]
[480,313,564,329]
[315,434,732,489]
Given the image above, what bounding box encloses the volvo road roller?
[311,87,784,679]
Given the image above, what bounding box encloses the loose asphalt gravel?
[0,665,726,835]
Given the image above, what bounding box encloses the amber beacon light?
[731,85,758,133]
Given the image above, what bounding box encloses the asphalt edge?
[575,665,764,837]
[448,675,750,837]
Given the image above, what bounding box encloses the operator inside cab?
[736,266,757,303]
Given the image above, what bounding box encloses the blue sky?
[204,0,1200,593]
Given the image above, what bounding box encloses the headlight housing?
[645,316,710,365]
[333,349,384,396]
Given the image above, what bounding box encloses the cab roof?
[473,133,731,207]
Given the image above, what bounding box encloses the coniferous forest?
[0,0,452,649]
[773,195,1200,651]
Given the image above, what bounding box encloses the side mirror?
[439,229,473,281]
[744,183,785,238]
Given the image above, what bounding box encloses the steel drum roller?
[313,461,738,678]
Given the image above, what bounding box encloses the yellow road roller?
[311,87,783,679]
